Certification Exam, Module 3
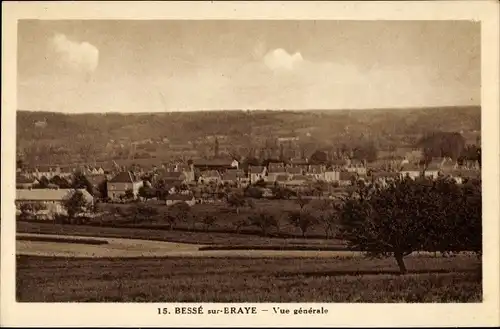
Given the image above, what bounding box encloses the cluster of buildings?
[15,154,481,220]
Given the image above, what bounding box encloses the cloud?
[263,48,304,72]
[51,33,99,74]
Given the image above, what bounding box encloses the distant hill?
[16,106,481,166]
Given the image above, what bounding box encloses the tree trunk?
[394,252,407,274]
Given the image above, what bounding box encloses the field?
[97,198,330,238]
[17,221,347,249]
[17,255,482,302]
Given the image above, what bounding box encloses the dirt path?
[16,233,361,258]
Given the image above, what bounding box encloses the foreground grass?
[17,255,481,302]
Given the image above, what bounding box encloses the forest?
[16,106,480,165]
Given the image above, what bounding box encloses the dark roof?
[161,171,185,180]
[286,167,302,174]
[109,171,140,183]
[290,175,309,181]
[268,165,286,174]
[400,164,421,171]
[249,166,264,174]
[226,169,245,178]
[276,174,289,182]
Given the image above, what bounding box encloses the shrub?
[247,210,279,236]
[244,187,263,199]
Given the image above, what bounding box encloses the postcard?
[1,1,499,327]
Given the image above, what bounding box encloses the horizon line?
[17,104,481,115]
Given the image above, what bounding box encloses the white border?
[2,1,499,327]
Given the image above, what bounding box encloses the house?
[274,174,290,186]
[107,171,143,200]
[400,163,422,180]
[306,165,326,181]
[266,164,287,182]
[58,166,74,179]
[324,170,340,183]
[15,188,94,220]
[33,166,55,180]
[371,171,401,186]
[198,170,221,185]
[161,171,187,183]
[248,166,267,183]
[16,175,38,189]
[346,160,367,176]
[338,171,355,186]
[330,159,348,170]
[175,163,195,182]
[166,194,196,207]
[287,159,309,172]
[423,162,441,179]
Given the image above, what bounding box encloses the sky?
[17,20,481,113]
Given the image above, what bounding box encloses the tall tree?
[418,131,466,162]
[339,176,481,274]
[72,172,94,195]
[62,190,90,222]
[247,210,279,236]
[226,192,246,214]
[310,150,328,164]
[287,210,317,238]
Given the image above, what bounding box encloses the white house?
[248,166,267,184]
[107,171,144,200]
[324,170,340,183]
[166,194,196,207]
[16,188,94,220]
[400,164,422,180]
[198,170,221,185]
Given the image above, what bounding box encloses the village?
[15,139,481,221]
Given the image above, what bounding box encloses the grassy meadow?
[16,255,481,302]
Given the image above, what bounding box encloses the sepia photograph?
[2,1,499,327]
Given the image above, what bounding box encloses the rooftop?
[109,171,140,183]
